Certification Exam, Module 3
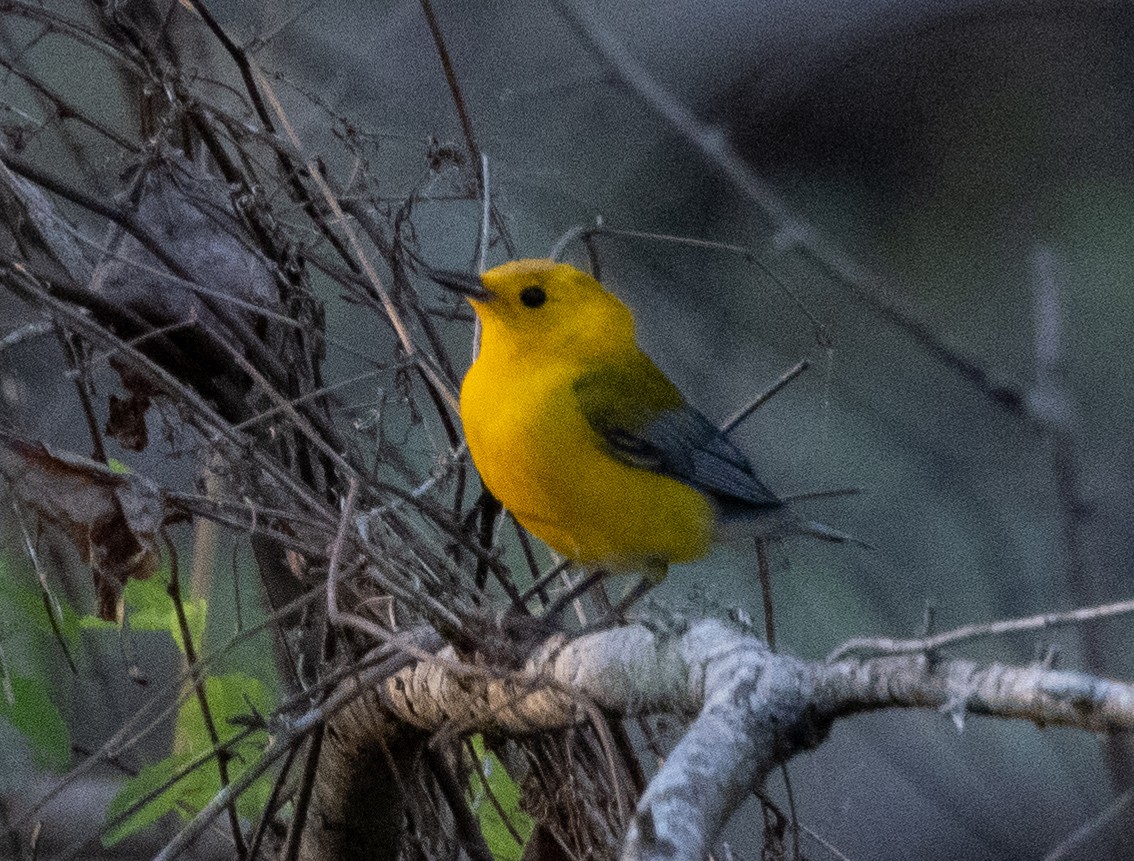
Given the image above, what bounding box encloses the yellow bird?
[433,258,855,593]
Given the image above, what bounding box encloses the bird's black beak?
[428,268,492,301]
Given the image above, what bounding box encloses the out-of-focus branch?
[551,0,1027,416]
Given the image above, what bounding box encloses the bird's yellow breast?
[460,353,714,570]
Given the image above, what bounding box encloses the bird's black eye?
[519,286,547,308]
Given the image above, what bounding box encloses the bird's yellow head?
[436,259,636,360]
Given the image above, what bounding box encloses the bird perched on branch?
[433,258,859,605]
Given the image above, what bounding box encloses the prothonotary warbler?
[433,258,859,599]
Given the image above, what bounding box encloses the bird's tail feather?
[795,518,874,550]
[717,506,873,550]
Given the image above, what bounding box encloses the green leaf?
[78,614,118,631]
[39,594,83,649]
[469,736,534,861]
[103,753,189,846]
[0,554,83,652]
[106,457,131,475]
[112,575,207,655]
[173,596,207,656]
[103,673,275,847]
[176,673,274,819]
[174,673,270,752]
[120,575,172,633]
[0,674,70,769]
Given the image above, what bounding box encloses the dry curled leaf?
[0,431,165,620]
[105,356,158,452]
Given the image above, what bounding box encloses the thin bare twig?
[418,0,480,178]
[163,532,248,859]
[325,478,361,633]
[151,734,298,861]
[0,320,52,350]
[0,54,140,153]
[281,725,323,861]
[417,0,515,258]
[430,744,496,861]
[722,360,811,435]
[11,501,77,674]
[245,739,301,861]
[251,69,419,362]
[477,151,491,274]
[755,538,776,651]
[753,790,857,861]
[2,154,195,280]
[578,225,829,342]
[464,739,528,855]
[827,597,1134,662]
[1043,789,1134,861]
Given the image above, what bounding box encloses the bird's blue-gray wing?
[573,364,781,510]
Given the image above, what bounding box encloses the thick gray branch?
[378,619,1134,861]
